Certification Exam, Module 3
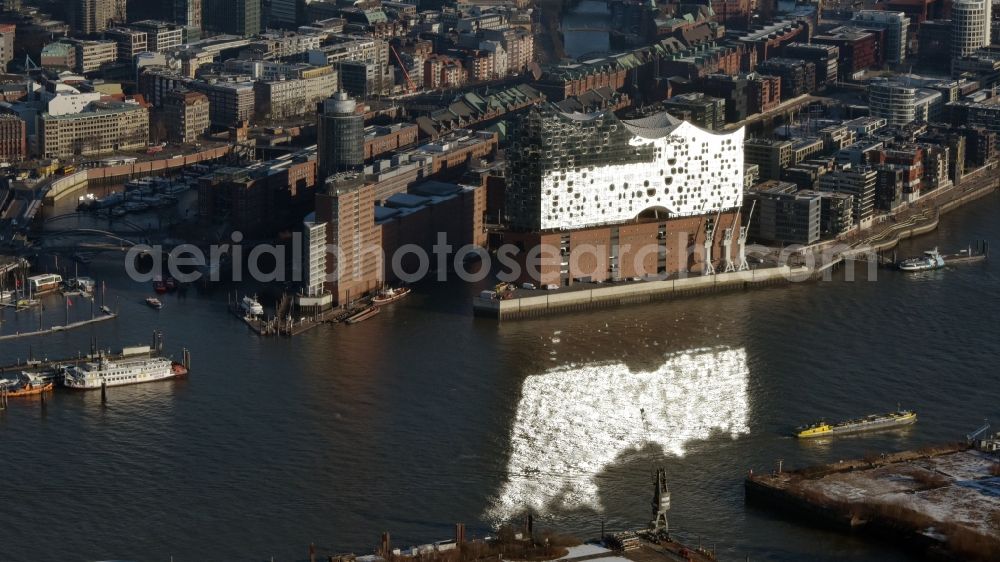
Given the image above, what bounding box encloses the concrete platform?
[474,266,802,320]
[745,444,1000,560]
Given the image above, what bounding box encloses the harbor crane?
[967,419,991,443]
[737,200,756,271]
[702,210,723,275]
[639,407,670,534]
[650,467,670,533]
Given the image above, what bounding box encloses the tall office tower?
[0,24,14,71]
[987,0,994,46]
[268,0,299,27]
[73,0,127,35]
[204,0,260,37]
[126,0,170,21]
[301,212,328,298]
[951,0,990,60]
[851,10,911,65]
[173,0,202,41]
[317,92,364,179]
[315,175,382,305]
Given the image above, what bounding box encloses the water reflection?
[488,346,749,523]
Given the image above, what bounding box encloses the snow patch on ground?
[804,451,1000,538]
[559,544,612,559]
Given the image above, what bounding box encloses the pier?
[230,290,376,336]
[230,302,358,336]
[0,332,185,374]
[940,242,989,266]
[745,442,1000,560]
[0,310,116,341]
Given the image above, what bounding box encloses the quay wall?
[474,266,800,320]
[85,146,231,186]
[42,170,89,203]
[745,443,978,560]
[744,477,856,530]
[44,146,232,201]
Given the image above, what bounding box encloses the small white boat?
[161,184,191,196]
[240,295,264,316]
[69,277,95,293]
[145,297,162,310]
[898,248,945,272]
[77,193,97,209]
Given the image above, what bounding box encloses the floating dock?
[745,443,1000,560]
[344,305,380,324]
[940,241,989,266]
[231,304,357,336]
[0,310,116,341]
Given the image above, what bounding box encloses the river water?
[562,0,611,59]
[2,192,999,561]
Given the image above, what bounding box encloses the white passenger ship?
[63,346,185,389]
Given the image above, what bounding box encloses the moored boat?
[63,348,179,390]
[153,277,167,293]
[796,409,917,438]
[240,295,264,316]
[77,193,97,210]
[345,305,380,324]
[0,373,54,397]
[27,273,63,295]
[372,286,411,306]
[898,248,945,272]
[123,201,150,213]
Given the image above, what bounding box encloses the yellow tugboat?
[796,409,917,438]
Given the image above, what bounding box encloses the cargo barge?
[796,409,917,438]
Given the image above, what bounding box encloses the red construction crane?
[390,44,416,92]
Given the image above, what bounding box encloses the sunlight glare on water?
[488,347,749,523]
